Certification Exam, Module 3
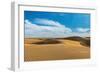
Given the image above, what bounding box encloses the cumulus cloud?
[34,18,72,32]
[25,19,90,38]
[33,18,65,27]
[25,19,72,38]
[76,28,90,33]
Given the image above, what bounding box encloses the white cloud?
[25,19,72,38]
[34,18,66,27]
[25,19,90,38]
[76,28,90,33]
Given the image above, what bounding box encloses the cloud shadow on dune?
[32,39,62,45]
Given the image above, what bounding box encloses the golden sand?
[24,38,90,61]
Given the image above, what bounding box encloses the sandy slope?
[24,38,90,61]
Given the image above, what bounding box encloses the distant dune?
[25,36,90,47]
[24,36,90,61]
[63,36,90,47]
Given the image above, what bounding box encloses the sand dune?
[63,36,90,47]
[24,37,90,61]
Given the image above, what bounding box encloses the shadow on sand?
[63,36,90,47]
[31,36,90,47]
[32,39,62,45]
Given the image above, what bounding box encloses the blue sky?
[24,11,90,38]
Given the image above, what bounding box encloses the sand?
[24,38,90,61]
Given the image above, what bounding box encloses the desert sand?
[24,37,90,61]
